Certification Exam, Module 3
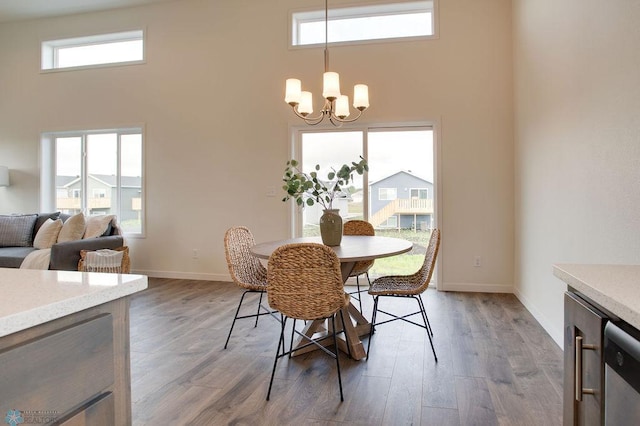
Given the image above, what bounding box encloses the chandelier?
[284,0,369,126]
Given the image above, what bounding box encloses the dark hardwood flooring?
[130,278,563,425]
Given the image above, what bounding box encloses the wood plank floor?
[130,278,563,425]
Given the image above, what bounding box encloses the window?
[380,215,399,228]
[41,129,144,235]
[379,188,398,201]
[291,1,435,47]
[42,30,144,71]
[411,188,429,199]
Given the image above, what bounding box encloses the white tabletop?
[0,268,148,338]
[251,235,413,262]
[553,264,640,330]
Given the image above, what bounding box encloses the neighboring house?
[56,174,142,222]
[369,171,433,230]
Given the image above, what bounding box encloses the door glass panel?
[86,133,117,217]
[120,134,143,234]
[301,131,363,236]
[55,137,82,215]
[368,129,434,276]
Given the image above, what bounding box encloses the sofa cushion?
[0,214,38,247]
[57,213,86,243]
[33,218,63,249]
[33,212,61,238]
[84,215,116,239]
[0,247,38,268]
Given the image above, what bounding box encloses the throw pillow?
[33,212,61,237]
[57,212,86,243]
[84,215,116,239]
[0,214,38,247]
[33,218,63,249]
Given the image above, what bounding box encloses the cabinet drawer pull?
[575,335,596,401]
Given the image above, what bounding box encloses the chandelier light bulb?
[322,72,341,101]
[298,91,314,116]
[353,84,369,110]
[335,95,350,119]
[285,78,302,105]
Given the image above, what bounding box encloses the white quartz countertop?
[0,267,148,338]
[553,264,640,329]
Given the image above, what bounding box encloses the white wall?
[0,0,514,290]
[513,0,640,345]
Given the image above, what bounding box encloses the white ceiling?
[0,0,174,23]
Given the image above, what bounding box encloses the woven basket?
[78,246,131,273]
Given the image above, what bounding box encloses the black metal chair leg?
[255,291,264,327]
[331,316,344,401]
[418,295,434,336]
[280,314,286,356]
[224,290,249,349]
[289,318,297,358]
[267,317,287,401]
[415,296,437,362]
[356,275,363,313]
[366,296,379,360]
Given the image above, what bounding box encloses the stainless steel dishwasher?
[604,321,640,425]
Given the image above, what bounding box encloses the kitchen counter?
[0,267,147,424]
[553,263,640,330]
[0,267,147,337]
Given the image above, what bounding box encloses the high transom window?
[291,1,436,47]
[41,30,144,71]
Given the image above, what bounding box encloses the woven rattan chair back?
[411,228,440,294]
[267,243,345,320]
[224,226,267,291]
[343,220,375,274]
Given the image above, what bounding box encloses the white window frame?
[40,127,145,237]
[290,1,438,48]
[41,30,145,71]
[93,188,108,199]
[410,188,429,199]
[379,188,398,201]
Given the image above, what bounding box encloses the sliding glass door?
[296,125,436,278]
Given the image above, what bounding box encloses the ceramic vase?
[320,209,343,246]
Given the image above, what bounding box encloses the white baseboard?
[513,287,563,349]
[439,282,513,293]
[131,269,231,282]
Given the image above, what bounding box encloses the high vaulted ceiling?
[0,0,176,23]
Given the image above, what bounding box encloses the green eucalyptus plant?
[282,157,369,210]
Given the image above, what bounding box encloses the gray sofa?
[0,212,124,270]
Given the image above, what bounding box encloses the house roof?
[57,174,142,189]
[370,170,432,187]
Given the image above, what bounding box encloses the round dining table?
[251,235,413,360]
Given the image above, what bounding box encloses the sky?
[301,129,434,185]
[56,133,142,177]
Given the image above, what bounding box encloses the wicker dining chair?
[343,220,375,313]
[266,243,351,401]
[223,226,275,349]
[366,229,441,362]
